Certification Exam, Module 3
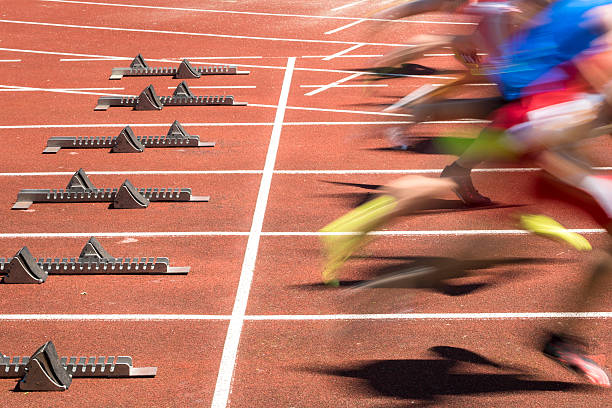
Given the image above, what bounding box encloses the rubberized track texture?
[0,0,611,407]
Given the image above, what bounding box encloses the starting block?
[0,341,156,391]
[11,169,209,210]
[43,121,215,153]
[109,54,250,80]
[0,237,190,284]
[94,82,247,111]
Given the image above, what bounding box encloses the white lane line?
[250,102,411,117]
[0,122,278,129]
[0,171,263,176]
[0,87,124,92]
[1,168,610,177]
[211,57,295,408]
[60,57,125,61]
[303,54,382,58]
[179,56,263,60]
[322,43,364,61]
[324,18,366,35]
[332,0,368,12]
[0,59,21,62]
[0,229,606,239]
[167,85,256,89]
[0,312,611,320]
[246,312,612,320]
[0,82,408,117]
[300,84,387,88]
[0,84,131,97]
[40,0,477,25]
[0,19,409,47]
[0,121,421,129]
[0,47,457,79]
[261,103,414,117]
[304,72,363,96]
[432,83,496,87]
[424,53,487,57]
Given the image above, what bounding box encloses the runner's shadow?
[308,346,592,402]
[351,64,464,80]
[293,256,564,296]
[348,256,563,295]
[367,135,474,156]
[317,180,526,211]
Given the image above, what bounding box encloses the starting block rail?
[1,341,156,391]
[94,82,247,111]
[43,121,215,153]
[12,169,209,210]
[109,54,249,80]
[0,237,189,284]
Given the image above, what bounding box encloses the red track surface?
[0,0,611,406]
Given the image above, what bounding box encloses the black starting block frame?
[43,121,215,153]
[94,82,247,111]
[1,341,156,391]
[0,237,190,284]
[109,54,250,80]
[11,169,209,210]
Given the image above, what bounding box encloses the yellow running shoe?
[519,214,592,251]
[320,195,398,286]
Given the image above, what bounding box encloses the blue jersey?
[488,0,610,100]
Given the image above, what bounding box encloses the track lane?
[0,236,246,314]
[230,319,612,407]
[0,320,228,407]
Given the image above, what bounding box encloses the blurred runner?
[321,0,612,386]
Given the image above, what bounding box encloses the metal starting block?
[1,341,156,391]
[109,54,249,80]
[11,169,209,210]
[0,237,190,284]
[94,81,247,111]
[43,120,215,153]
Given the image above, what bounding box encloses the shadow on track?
[305,346,592,402]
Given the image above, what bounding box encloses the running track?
[0,1,611,406]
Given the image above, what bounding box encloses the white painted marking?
[0,229,605,239]
[1,168,610,177]
[0,312,610,321]
[300,84,387,88]
[0,47,456,79]
[211,57,295,408]
[423,53,487,57]
[0,87,124,92]
[322,43,364,61]
[245,312,612,320]
[179,56,263,60]
[332,0,368,12]
[431,83,496,87]
[40,0,477,25]
[0,171,262,176]
[273,167,612,174]
[59,57,124,61]
[0,121,419,129]
[120,237,138,244]
[325,18,366,35]
[167,85,256,89]
[0,59,21,62]
[305,72,363,96]
[0,47,128,59]
[0,19,408,47]
[302,54,383,58]
[249,102,412,117]
[0,84,131,97]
